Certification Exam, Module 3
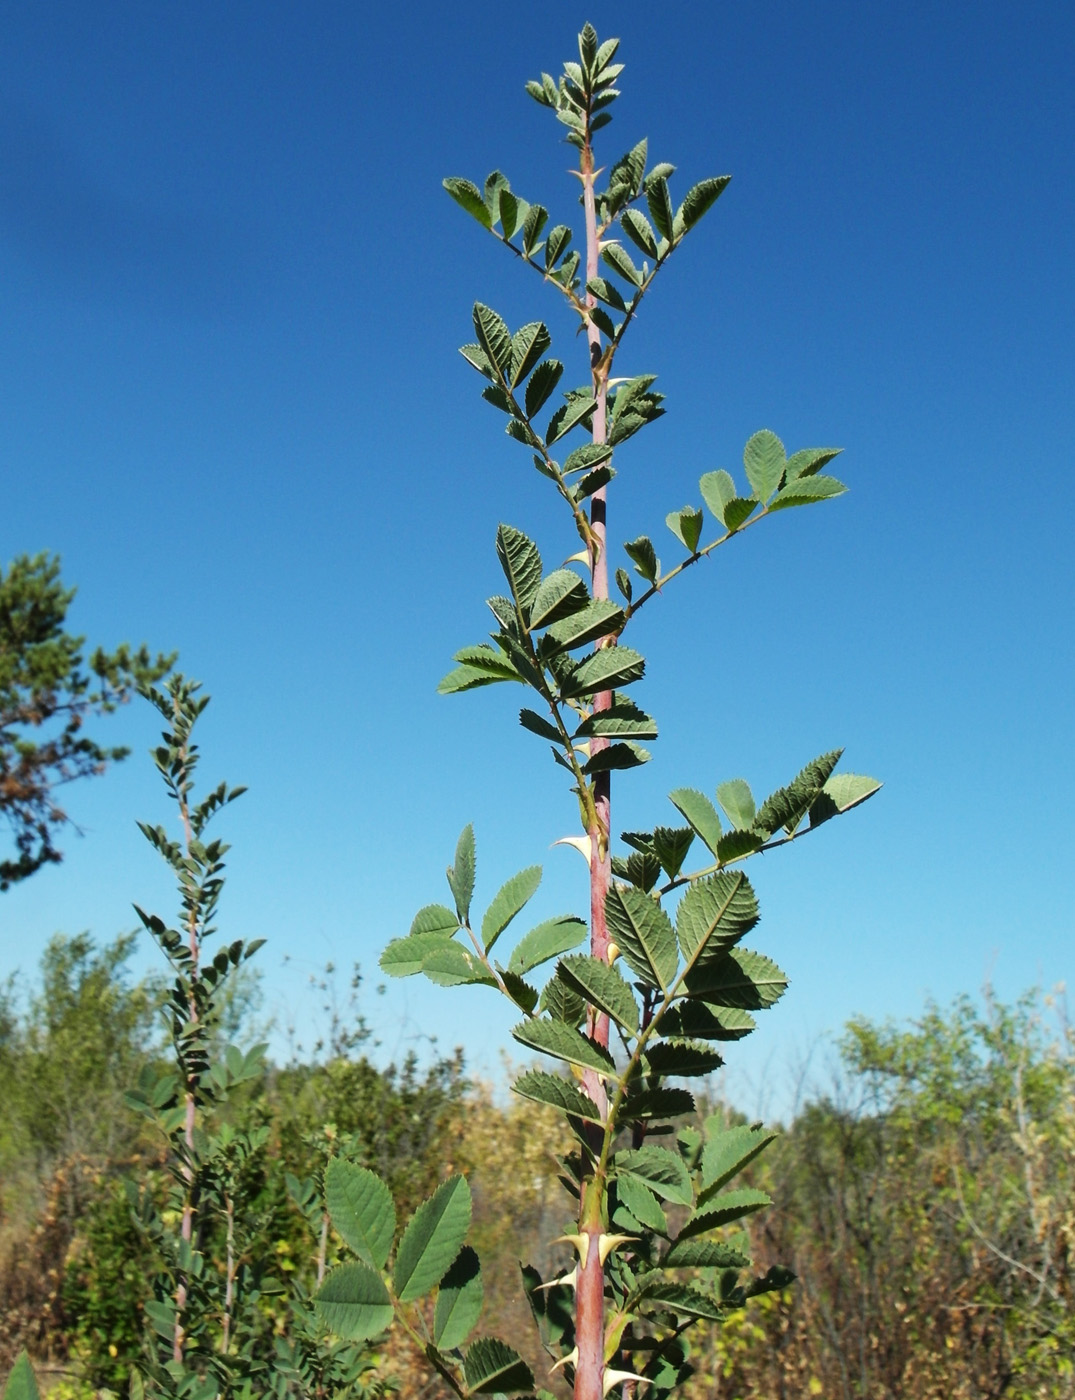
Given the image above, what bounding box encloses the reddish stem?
[577,126,610,1400]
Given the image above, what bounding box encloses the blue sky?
[2,0,1072,1111]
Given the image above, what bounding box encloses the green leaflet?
[472,303,512,375]
[715,828,765,862]
[463,1337,534,1395]
[2,1356,39,1400]
[564,441,614,475]
[681,1188,772,1237]
[620,207,659,258]
[379,931,455,978]
[499,968,539,1014]
[661,1238,750,1269]
[436,665,507,696]
[482,383,513,415]
[723,496,759,530]
[716,778,755,831]
[602,242,643,287]
[539,969,587,1026]
[544,223,572,267]
[525,359,563,419]
[421,942,497,989]
[669,787,723,858]
[501,192,526,242]
[587,276,627,312]
[459,342,494,380]
[633,1279,724,1321]
[450,643,520,677]
[543,598,625,654]
[616,1173,668,1233]
[742,429,785,503]
[646,175,675,242]
[652,825,694,880]
[510,1016,615,1075]
[645,1039,723,1078]
[447,825,475,923]
[557,953,639,1033]
[754,749,842,837]
[529,569,589,629]
[620,1086,696,1122]
[575,698,658,740]
[559,645,645,699]
[698,469,736,525]
[676,871,759,968]
[496,524,543,612]
[393,1176,472,1303]
[605,882,678,991]
[700,1122,778,1194]
[324,1159,395,1271]
[624,535,658,581]
[546,393,598,445]
[449,642,515,681]
[481,864,542,952]
[486,594,517,629]
[684,948,789,1010]
[611,849,662,893]
[666,505,703,553]
[770,474,847,510]
[572,465,615,502]
[615,1145,692,1205]
[521,202,548,254]
[519,707,561,743]
[443,177,493,229]
[581,741,651,774]
[509,321,552,387]
[784,446,842,480]
[433,1245,483,1351]
[410,904,460,938]
[483,170,510,222]
[678,175,731,231]
[745,1264,797,1298]
[513,1069,604,1122]
[315,1262,394,1341]
[506,915,586,975]
[809,772,883,827]
[661,1002,756,1041]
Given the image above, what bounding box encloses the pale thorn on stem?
[534,1268,579,1292]
[551,1232,590,1269]
[564,550,591,566]
[550,1348,580,1374]
[598,1233,637,1266]
[607,941,621,965]
[603,1371,651,1395]
[553,835,592,866]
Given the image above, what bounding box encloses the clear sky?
[2,0,1072,1113]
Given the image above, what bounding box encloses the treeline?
[1,933,1071,1400]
